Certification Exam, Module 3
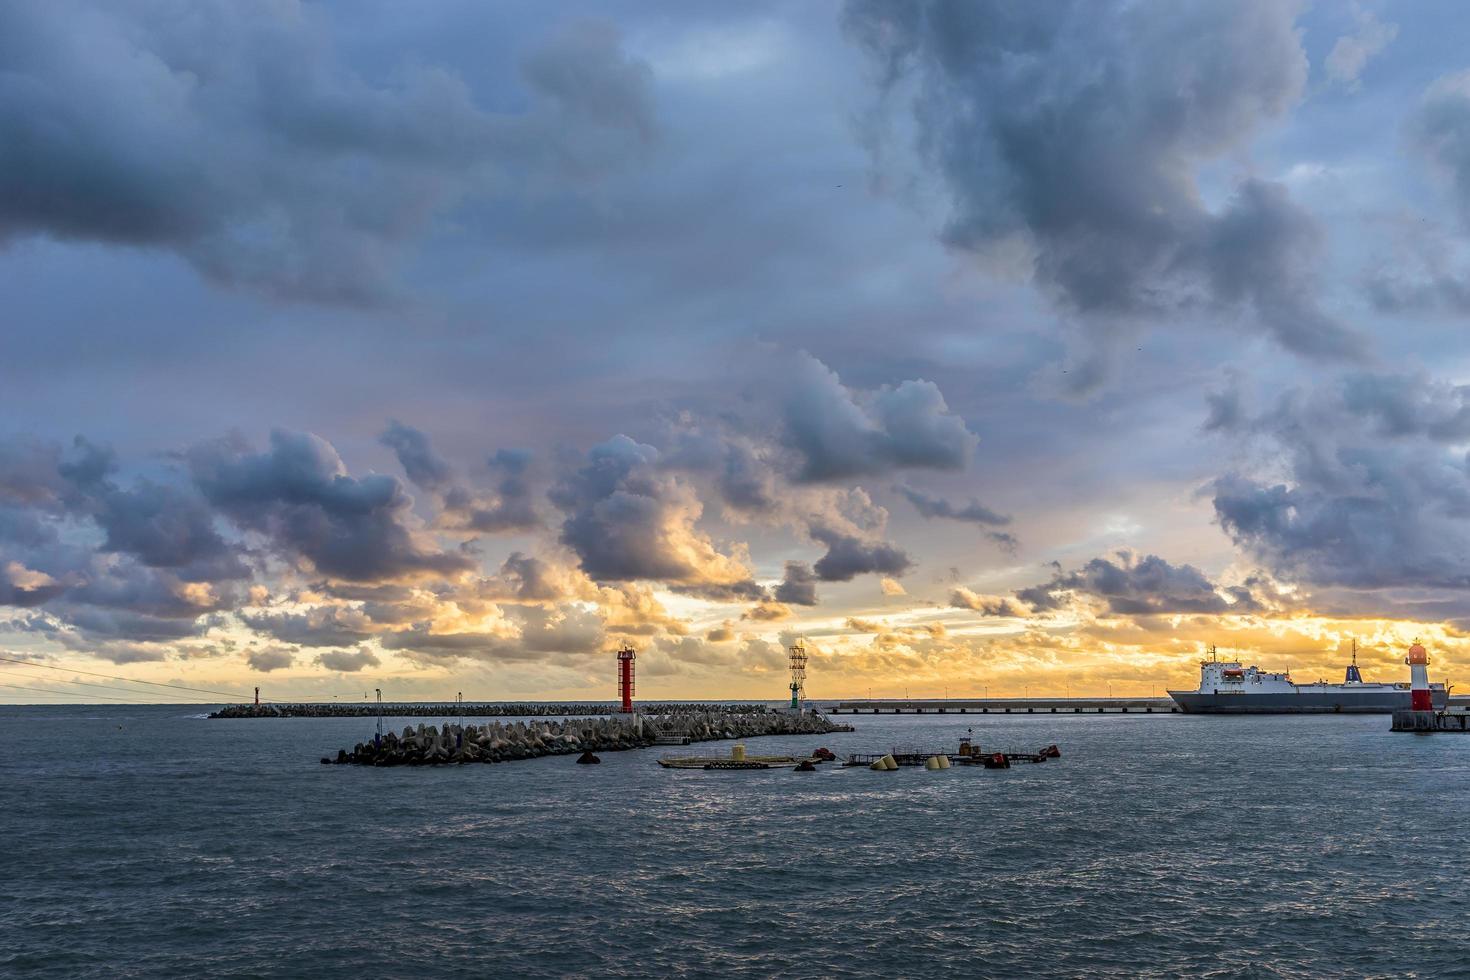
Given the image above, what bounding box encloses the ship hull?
[1169,689,1449,714]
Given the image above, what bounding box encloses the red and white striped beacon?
[1406,639,1433,711]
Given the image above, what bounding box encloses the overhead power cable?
[0,669,192,701]
[0,681,163,703]
[0,654,264,703]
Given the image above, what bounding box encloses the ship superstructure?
[1169,643,1448,714]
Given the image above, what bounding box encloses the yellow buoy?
[731,744,746,762]
[925,756,941,770]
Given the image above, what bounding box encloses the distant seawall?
[212,702,771,719]
[326,710,852,767]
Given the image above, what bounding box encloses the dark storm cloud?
[1213,373,1470,591]
[781,353,977,482]
[0,4,655,304]
[843,0,1361,359]
[0,562,67,607]
[381,422,539,533]
[89,480,248,583]
[0,434,252,646]
[1339,374,1470,442]
[444,450,540,534]
[809,523,912,582]
[12,435,252,583]
[663,429,778,514]
[65,563,234,618]
[52,606,207,644]
[380,421,454,492]
[188,429,473,582]
[774,560,819,606]
[1016,552,1258,616]
[0,438,68,506]
[669,580,770,603]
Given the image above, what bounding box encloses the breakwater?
[325,710,853,766]
[213,701,769,719]
[825,697,1178,714]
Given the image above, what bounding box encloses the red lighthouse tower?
[617,643,636,713]
[1407,639,1432,711]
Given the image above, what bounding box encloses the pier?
[824,697,1178,715]
[214,701,771,719]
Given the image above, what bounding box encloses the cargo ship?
[1169,643,1448,714]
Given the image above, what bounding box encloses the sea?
[3,705,1468,979]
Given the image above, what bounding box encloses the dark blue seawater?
[3,706,1468,978]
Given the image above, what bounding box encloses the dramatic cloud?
[382,422,538,533]
[0,6,656,303]
[380,421,454,492]
[843,0,1360,359]
[445,450,540,534]
[189,430,472,582]
[1017,552,1259,616]
[549,435,758,594]
[0,562,67,608]
[9,4,1470,701]
[774,561,818,606]
[1212,373,1470,593]
[810,524,911,582]
[781,353,977,481]
[800,488,913,583]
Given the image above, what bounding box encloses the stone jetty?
[323,710,852,767]
[212,701,770,719]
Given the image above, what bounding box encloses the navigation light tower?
[617,643,636,713]
[789,638,807,710]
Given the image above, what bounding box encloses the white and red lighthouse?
[1407,639,1433,711]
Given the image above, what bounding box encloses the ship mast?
[1345,637,1363,684]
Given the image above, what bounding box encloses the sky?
[6,0,1470,703]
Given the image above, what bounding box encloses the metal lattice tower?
[788,638,808,709]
